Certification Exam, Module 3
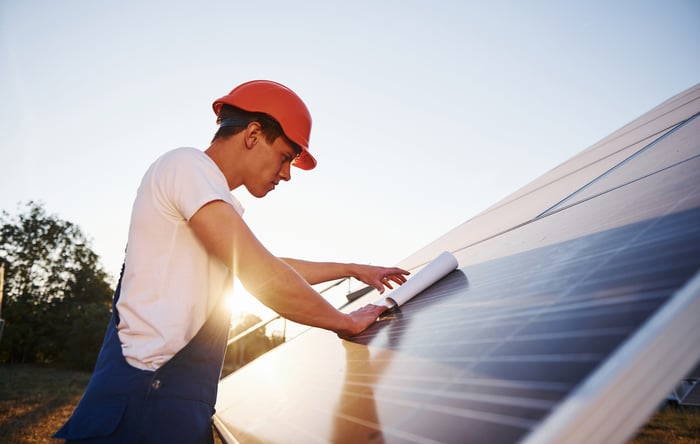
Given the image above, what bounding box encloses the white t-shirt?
[116,147,244,371]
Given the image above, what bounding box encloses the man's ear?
[244,122,263,149]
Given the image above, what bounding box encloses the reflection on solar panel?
[214,84,700,444]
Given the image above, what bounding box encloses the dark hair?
[212,105,301,156]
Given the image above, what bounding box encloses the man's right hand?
[335,304,388,339]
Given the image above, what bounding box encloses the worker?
[54,80,409,443]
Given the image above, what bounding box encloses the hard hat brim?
[293,148,317,170]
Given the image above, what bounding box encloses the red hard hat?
[212,80,316,170]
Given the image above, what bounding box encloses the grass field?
[1,364,698,443]
[0,364,90,444]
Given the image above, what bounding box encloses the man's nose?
[279,162,292,181]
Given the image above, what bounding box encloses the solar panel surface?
[214,84,700,444]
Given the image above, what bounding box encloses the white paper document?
[376,251,458,310]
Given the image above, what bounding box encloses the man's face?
[245,135,298,198]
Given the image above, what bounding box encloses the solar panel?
[214,84,700,444]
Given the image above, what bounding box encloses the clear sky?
[1,1,699,298]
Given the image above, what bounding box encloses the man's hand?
[335,304,388,339]
[354,265,410,294]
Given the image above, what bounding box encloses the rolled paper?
[376,251,458,310]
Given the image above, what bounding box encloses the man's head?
[212,80,316,170]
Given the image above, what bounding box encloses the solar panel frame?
[521,271,700,444]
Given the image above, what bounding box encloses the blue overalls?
[54,268,231,443]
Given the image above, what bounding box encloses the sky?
[1,1,699,312]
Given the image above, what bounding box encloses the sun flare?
[225,279,275,318]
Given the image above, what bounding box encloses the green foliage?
[0,201,114,370]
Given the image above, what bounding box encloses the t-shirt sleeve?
[150,148,243,222]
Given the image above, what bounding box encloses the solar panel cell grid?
[216,205,700,443]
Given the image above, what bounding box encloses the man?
[54,80,409,443]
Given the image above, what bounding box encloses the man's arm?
[280,258,409,294]
[189,200,387,337]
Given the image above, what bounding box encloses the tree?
[0,201,114,369]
